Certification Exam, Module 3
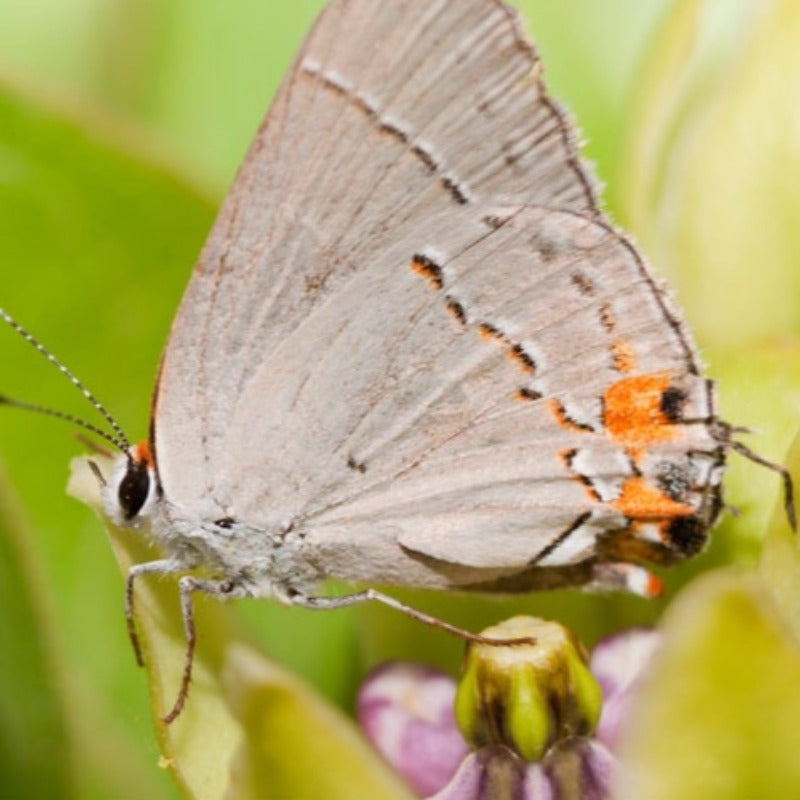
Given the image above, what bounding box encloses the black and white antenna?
[0,307,130,453]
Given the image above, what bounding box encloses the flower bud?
[454,616,602,762]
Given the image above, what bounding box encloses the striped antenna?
[0,307,130,452]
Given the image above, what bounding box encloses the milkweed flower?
[357,620,659,799]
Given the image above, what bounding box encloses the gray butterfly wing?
[153,0,723,591]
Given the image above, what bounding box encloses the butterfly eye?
[118,458,151,519]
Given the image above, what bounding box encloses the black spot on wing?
[660,386,688,421]
[445,296,467,325]
[347,455,367,474]
[515,387,542,401]
[409,253,444,290]
[570,272,594,295]
[663,515,707,557]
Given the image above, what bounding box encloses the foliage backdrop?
[7,2,799,799]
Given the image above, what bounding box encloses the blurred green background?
[3,1,799,798]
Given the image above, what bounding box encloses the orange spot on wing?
[445,299,466,324]
[603,372,679,447]
[409,258,442,290]
[611,476,693,519]
[611,338,636,372]
[478,323,508,344]
[506,344,535,374]
[599,303,616,332]
[642,572,664,598]
[549,399,593,433]
[626,445,645,464]
[557,447,574,466]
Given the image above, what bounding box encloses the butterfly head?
[102,440,158,526]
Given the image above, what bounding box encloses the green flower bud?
[454,616,602,762]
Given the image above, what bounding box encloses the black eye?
[118,459,150,519]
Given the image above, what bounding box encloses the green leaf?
[222,644,416,800]
[616,572,800,800]
[0,78,214,800]
[619,0,800,347]
[618,0,756,236]
[760,426,800,634]
[708,341,800,567]
[0,470,73,799]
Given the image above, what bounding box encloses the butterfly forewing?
[152,0,723,590]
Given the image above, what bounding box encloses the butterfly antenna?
[0,395,127,451]
[0,307,131,452]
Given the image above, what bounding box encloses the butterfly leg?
[162,575,236,724]
[730,439,797,530]
[125,559,185,667]
[125,560,235,723]
[288,588,535,646]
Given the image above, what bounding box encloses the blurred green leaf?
[760,426,800,634]
[223,644,416,800]
[0,1,670,193]
[0,78,215,800]
[619,0,800,347]
[0,469,73,799]
[0,1,328,192]
[617,572,800,800]
[618,0,757,236]
[708,340,800,565]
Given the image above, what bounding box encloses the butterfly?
[2,0,793,722]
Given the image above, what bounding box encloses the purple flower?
[357,623,660,799]
[357,662,470,796]
[425,745,554,800]
[590,628,660,749]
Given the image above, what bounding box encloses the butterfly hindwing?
[152,0,723,591]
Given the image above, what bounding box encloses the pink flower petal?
[427,747,554,800]
[358,662,469,796]
[590,628,660,748]
[545,738,616,800]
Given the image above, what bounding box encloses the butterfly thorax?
[102,446,323,599]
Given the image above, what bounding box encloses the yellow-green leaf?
[760,426,800,634]
[620,0,800,347]
[616,572,800,800]
[223,644,416,800]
